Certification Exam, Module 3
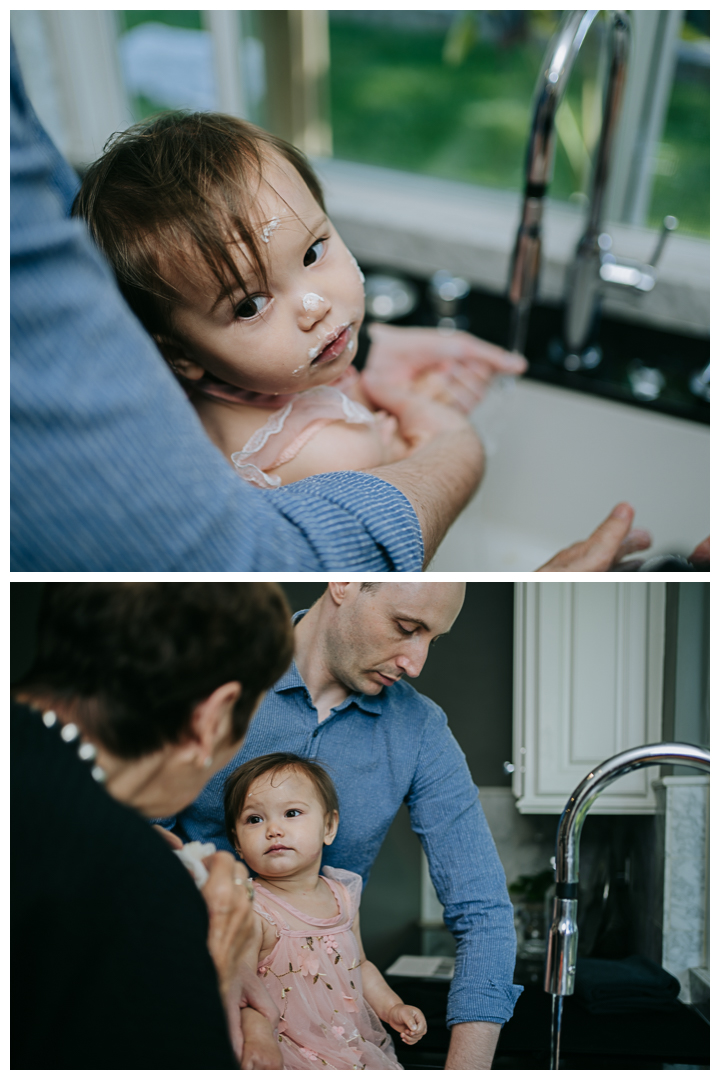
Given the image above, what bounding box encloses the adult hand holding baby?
[154,825,281,1065]
[362,322,527,413]
[366,385,485,566]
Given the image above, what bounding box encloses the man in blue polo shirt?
[158,582,521,1068]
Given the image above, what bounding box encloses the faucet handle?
[598,216,678,295]
[648,215,678,268]
[429,270,470,329]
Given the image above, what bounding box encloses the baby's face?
[165,155,366,396]
[235,767,338,879]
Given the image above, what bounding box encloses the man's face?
[324,583,466,696]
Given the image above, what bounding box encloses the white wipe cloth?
[174,840,216,888]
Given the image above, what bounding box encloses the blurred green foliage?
[117,10,204,123]
[328,12,709,236]
[118,11,202,33]
[115,11,709,236]
[647,75,709,235]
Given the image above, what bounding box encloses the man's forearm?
[445,1020,501,1069]
[368,426,484,566]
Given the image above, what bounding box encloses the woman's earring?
[203,756,213,768]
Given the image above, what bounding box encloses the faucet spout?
[545,741,709,997]
[508,11,631,357]
[545,741,709,1068]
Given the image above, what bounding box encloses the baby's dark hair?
[72,111,326,339]
[224,752,339,850]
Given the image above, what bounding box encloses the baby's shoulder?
[271,409,408,484]
[321,865,363,918]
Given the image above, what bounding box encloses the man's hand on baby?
[365,382,472,452]
[362,322,527,414]
[386,1003,428,1045]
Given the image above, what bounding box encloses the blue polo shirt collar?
[275,613,384,716]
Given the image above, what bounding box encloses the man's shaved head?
[316,582,466,695]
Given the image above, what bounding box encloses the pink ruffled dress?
[189,367,376,489]
[253,867,401,1070]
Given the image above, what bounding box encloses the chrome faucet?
[546,741,710,1069]
[508,10,631,357]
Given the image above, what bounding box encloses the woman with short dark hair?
[11,583,294,1069]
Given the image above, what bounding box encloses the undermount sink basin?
[430,378,709,571]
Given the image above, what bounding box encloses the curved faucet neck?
[555,742,710,885]
[508,11,631,356]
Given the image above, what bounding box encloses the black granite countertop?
[361,264,710,426]
[385,970,709,1070]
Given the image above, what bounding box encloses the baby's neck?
[188,371,300,410]
[190,390,277,464]
[252,861,324,899]
[253,865,340,920]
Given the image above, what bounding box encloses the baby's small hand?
[387,1003,427,1045]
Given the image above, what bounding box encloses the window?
[327,10,709,237]
[646,13,709,235]
[10,8,709,237]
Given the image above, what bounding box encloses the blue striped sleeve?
[10,43,423,573]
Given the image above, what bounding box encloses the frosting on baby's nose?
[302,293,325,312]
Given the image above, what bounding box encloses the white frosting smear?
[308,344,320,359]
[302,292,325,312]
[350,253,365,285]
[261,217,281,243]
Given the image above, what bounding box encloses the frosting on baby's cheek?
[349,253,365,287]
[302,292,324,312]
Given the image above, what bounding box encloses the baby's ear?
[154,335,205,381]
[324,809,340,846]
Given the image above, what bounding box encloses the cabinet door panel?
[514,584,664,814]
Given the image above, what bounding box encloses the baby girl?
[73,112,524,490]
[223,752,427,1069]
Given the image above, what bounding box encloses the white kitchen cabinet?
[512,584,665,814]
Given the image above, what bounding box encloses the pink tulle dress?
[187,367,376,489]
[253,867,402,1070]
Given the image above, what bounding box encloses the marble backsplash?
[652,776,709,1001]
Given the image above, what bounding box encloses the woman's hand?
[537,503,652,571]
[201,853,279,1063]
[202,852,256,993]
[362,322,527,414]
[386,1003,427,1045]
[152,823,183,849]
[240,1007,284,1070]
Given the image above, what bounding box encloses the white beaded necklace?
[41,708,107,784]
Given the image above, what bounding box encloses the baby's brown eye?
[304,239,326,267]
[235,296,268,320]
